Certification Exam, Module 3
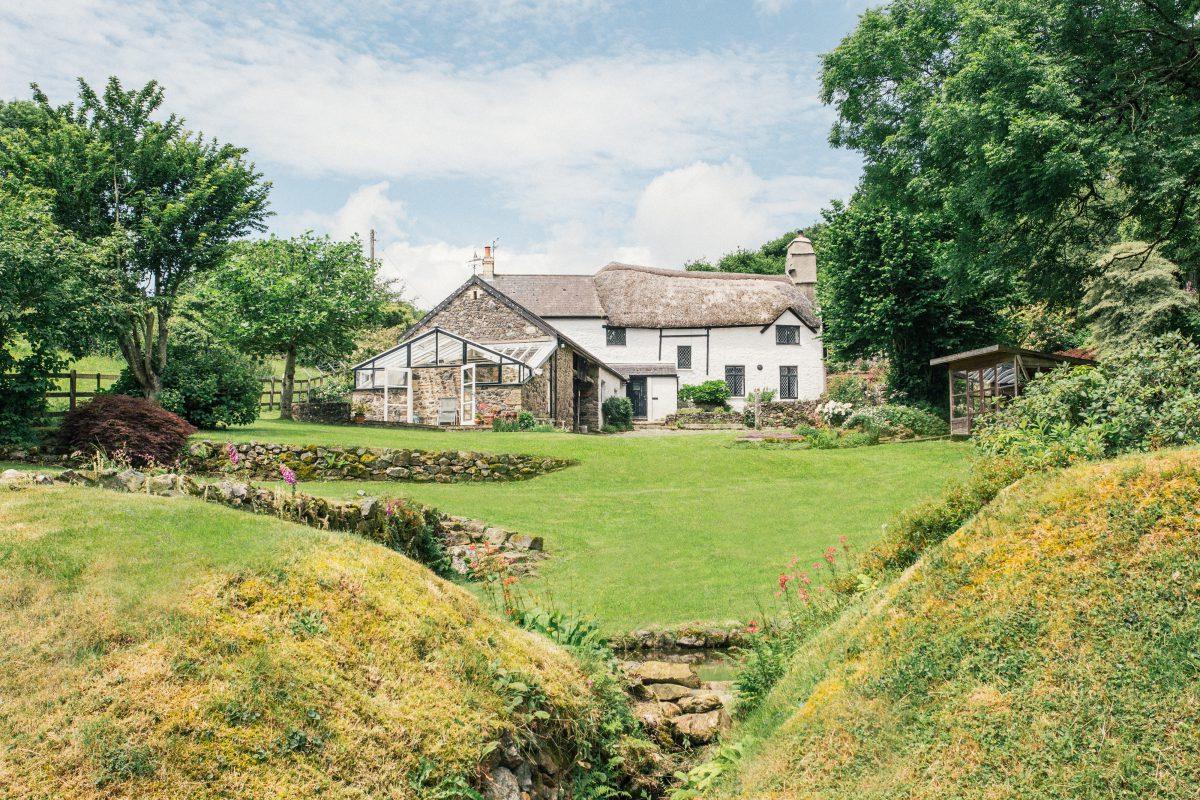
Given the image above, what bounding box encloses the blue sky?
[1,1,870,304]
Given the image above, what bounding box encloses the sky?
[0,0,871,305]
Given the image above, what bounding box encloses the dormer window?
[606,326,626,346]
[776,325,801,345]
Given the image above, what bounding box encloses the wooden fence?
[11,371,329,415]
[259,374,328,412]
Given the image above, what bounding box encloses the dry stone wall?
[185,440,573,483]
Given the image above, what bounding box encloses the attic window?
[470,289,481,299]
[606,327,626,346]
[776,325,801,345]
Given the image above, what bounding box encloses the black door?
[627,377,648,418]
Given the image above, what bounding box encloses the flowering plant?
[225,442,239,467]
[817,400,853,425]
[280,464,298,495]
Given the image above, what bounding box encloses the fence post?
[270,377,277,411]
[69,370,78,410]
[95,372,102,391]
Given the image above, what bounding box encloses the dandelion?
[280,464,298,495]
[225,442,239,467]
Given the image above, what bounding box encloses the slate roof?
[490,274,605,317]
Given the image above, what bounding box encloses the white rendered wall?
[547,312,825,413]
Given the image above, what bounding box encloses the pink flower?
[225,443,239,466]
[280,464,297,488]
[778,573,792,592]
[746,620,760,634]
[797,587,811,604]
[824,546,838,566]
[800,572,812,586]
[385,500,395,517]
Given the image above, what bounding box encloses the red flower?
[778,572,792,592]
[746,620,760,634]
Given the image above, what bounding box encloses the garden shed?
[930,345,1095,435]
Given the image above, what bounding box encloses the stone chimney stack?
[480,244,496,280]
[785,234,817,301]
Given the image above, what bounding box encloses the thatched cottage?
[352,237,823,427]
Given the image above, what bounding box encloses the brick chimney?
[480,245,496,280]
[785,234,817,302]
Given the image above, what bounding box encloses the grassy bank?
[199,418,971,632]
[711,449,1200,798]
[0,483,618,798]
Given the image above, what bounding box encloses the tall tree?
[821,0,1200,305]
[816,198,1003,403]
[204,233,385,419]
[0,77,270,399]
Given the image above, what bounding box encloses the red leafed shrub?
[58,395,196,467]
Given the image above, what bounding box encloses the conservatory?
[930,345,1095,435]
[352,327,559,426]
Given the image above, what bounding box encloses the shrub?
[111,329,260,429]
[843,403,949,438]
[825,373,868,405]
[975,333,1200,466]
[517,411,535,430]
[59,395,196,466]
[601,396,633,431]
[305,375,353,404]
[685,379,731,407]
[815,400,853,425]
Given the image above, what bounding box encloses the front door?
[627,377,648,419]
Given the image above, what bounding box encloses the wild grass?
[0,484,614,799]
[197,418,971,632]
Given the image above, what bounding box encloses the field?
[200,419,971,632]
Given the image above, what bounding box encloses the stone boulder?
[670,708,730,745]
[631,661,701,689]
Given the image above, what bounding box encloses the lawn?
[201,419,971,632]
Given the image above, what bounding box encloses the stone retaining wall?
[39,467,547,578]
[610,624,751,652]
[186,440,573,483]
[663,411,745,428]
[745,400,820,429]
[294,401,351,423]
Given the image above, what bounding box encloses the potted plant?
[352,402,369,423]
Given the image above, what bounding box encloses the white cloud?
[753,0,794,14]
[630,158,851,266]
[286,182,407,243]
[0,1,820,224]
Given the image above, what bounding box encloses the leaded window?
[677,345,692,370]
[776,325,801,345]
[606,327,626,346]
[780,366,798,399]
[725,365,745,397]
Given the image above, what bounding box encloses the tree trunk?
[280,342,297,420]
[115,308,167,402]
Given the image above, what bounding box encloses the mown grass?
[198,418,970,632]
[0,483,608,798]
[713,449,1200,799]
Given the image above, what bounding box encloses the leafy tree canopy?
[816,198,1004,403]
[684,225,824,275]
[0,77,271,399]
[203,232,385,419]
[821,0,1200,304]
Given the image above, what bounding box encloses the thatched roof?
[593,263,819,329]
[485,263,819,330]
